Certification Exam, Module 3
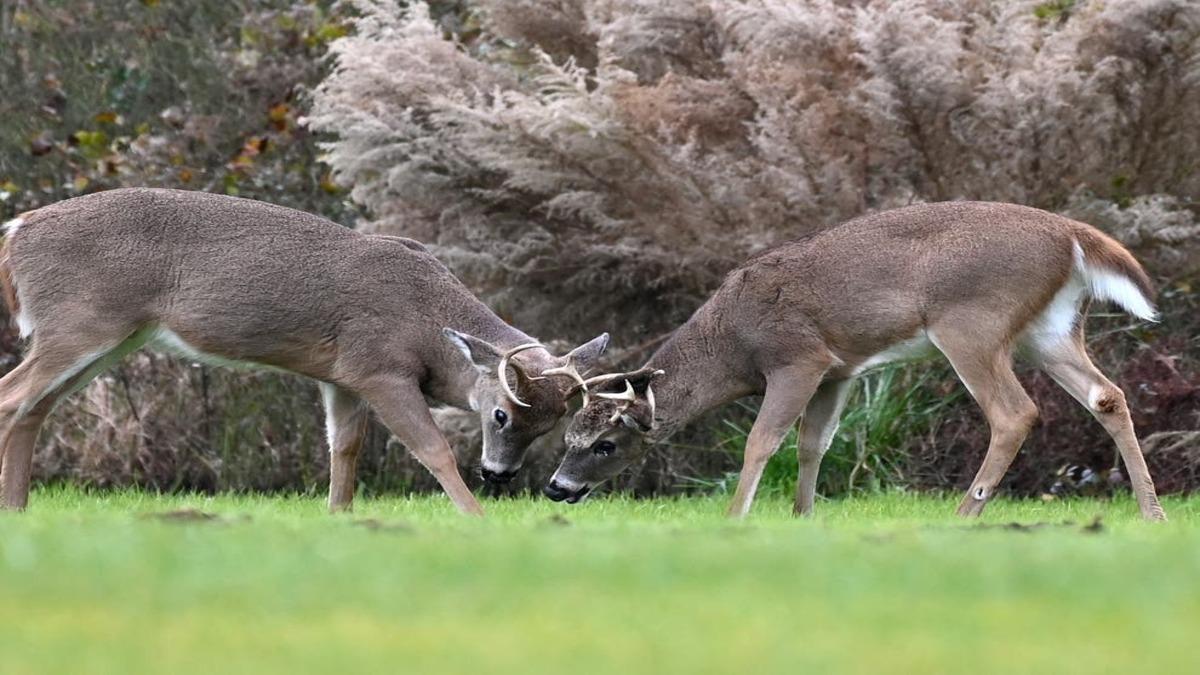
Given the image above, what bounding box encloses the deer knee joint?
[1000,402,1038,437]
[746,442,780,468]
[1088,386,1125,415]
[1019,401,1039,429]
[797,445,825,465]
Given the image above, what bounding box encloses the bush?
[309,0,1200,344]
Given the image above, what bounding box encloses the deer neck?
[643,318,755,440]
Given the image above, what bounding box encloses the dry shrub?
[308,0,1200,347]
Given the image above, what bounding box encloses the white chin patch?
[481,458,509,474]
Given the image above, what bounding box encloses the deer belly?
[149,327,268,371]
[850,333,936,376]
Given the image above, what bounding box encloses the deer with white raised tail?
[545,201,1166,521]
[0,188,609,514]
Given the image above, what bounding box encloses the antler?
[498,343,544,408]
[533,361,592,407]
[594,373,663,426]
[597,380,638,423]
[580,372,627,392]
[596,380,636,402]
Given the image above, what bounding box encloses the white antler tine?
[582,372,623,388]
[595,380,636,402]
[497,342,543,408]
[539,363,591,407]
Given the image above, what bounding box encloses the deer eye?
[493,408,509,427]
[593,440,616,457]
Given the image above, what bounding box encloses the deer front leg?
[321,383,370,513]
[358,377,484,516]
[793,379,852,517]
[727,362,829,519]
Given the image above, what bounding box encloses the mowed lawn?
[1,488,1197,674]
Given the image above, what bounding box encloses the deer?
[0,188,609,514]
[544,201,1167,521]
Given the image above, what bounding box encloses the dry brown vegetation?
[309,0,1200,342]
[1,0,1197,497]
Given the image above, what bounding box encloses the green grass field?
[1,488,1197,674]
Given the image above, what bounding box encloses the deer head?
[443,329,609,483]
[543,367,665,503]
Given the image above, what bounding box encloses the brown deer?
[0,188,609,514]
[544,202,1167,521]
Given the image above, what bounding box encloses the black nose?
[481,467,518,484]
[543,480,570,502]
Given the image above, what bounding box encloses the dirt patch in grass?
[964,516,1105,534]
[142,508,224,523]
[351,518,414,534]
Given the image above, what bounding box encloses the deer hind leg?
[0,330,148,509]
[321,383,370,513]
[793,379,852,517]
[1030,335,1166,521]
[931,329,1038,518]
[727,358,832,519]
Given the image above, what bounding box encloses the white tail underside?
[1072,240,1158,322]
[4,219,34,338]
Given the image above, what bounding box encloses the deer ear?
[443,328,502,372]
[564,333,610,371]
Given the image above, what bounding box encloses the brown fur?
[0,188,609,513]
[551,201,1166,521]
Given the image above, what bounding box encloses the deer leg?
[321,383,370,513]
[727,361,830,519]
[0,356,43,474]
[0,390,67,510]
[932,330,1038,518]
[1032,337,1165,521]
[793,379,852,516]
[358,377,484,516]
[0,333,141,509]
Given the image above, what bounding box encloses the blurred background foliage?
[0,0,1196,501]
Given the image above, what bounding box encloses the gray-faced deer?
[0,188,608,514]
[545,202,1166,521]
